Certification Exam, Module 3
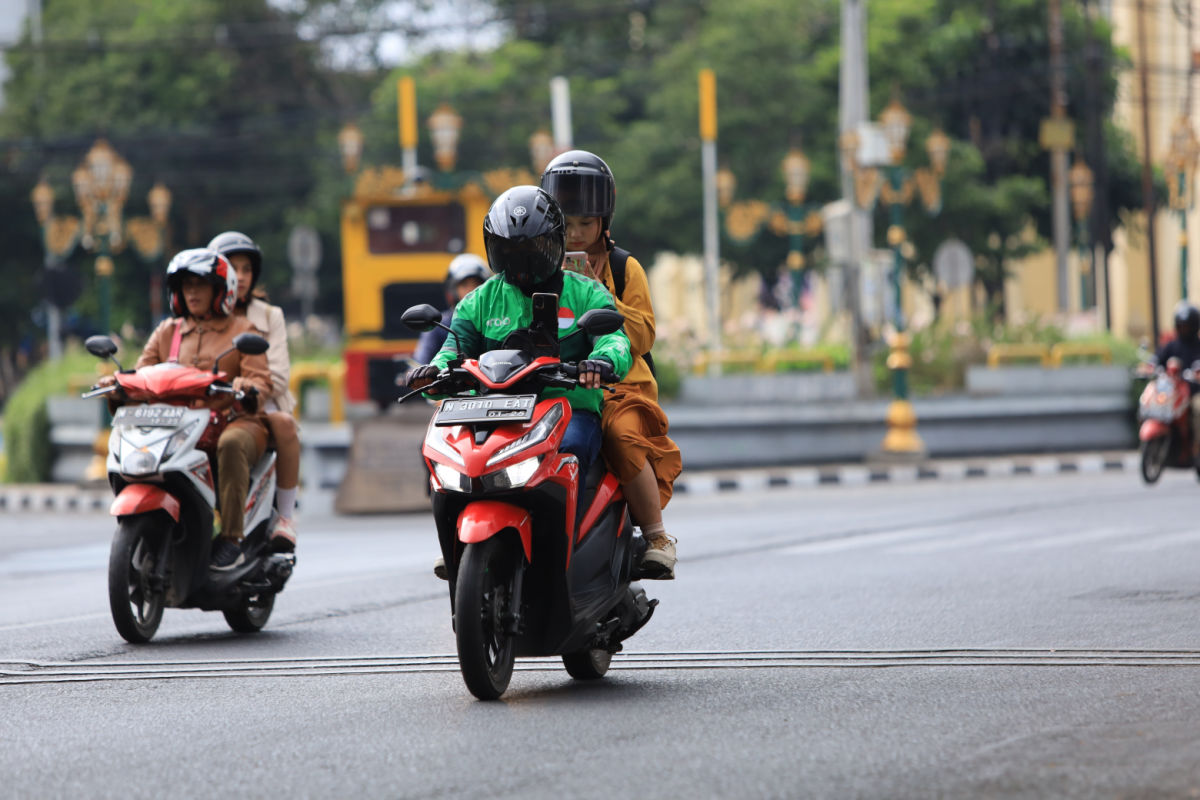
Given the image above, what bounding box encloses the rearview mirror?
[233,333,269,356]
[85,335,118,359]
[401,304,444,333]
[576,308,624,337]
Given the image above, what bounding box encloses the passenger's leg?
[267,412,300,550]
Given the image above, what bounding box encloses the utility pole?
[838,0,872,396]
[1138,0,1162,345]
[1083,0,1112,327]
[1048,0,1072,313]
[699,69,721,371]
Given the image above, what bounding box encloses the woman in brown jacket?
[135,249,272,570]
[542,151,682,579]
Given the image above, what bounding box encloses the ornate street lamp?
[427,104,462,172]
[780,147,815,273]
[879,97,913,166]
[529,129,556,174]
[338,122,364,175]
[72,139,132,335]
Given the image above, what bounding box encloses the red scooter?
[1137,356,1200,484]
[399,298,657,700]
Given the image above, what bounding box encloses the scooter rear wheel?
[223,592,275,633]
[1140,437,1169,484]
[108,515,167,643]
[562,648,612,680]
[455,537,518,700]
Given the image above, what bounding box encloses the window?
[366,204,466,254]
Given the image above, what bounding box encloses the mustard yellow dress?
[589,249,682,508]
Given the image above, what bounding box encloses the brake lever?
[397,375,454,404]
[81,385,117,399]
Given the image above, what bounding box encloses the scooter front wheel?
[454,537,519,700]
[223,592,275,633]
[1140,437,1169,484]
[108,515,167,643]
[562,648,612,680]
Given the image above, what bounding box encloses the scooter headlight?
[486,404,562,467]
[122,448,159,476]
[482,455,541,491]
[162,420,200,460]
[432,461,470,493]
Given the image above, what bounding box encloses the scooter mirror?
[233,333,269,355]
[85,335,118,359]
[576,308,624,337]
[401,304,443,333]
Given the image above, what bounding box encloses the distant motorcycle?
[399,297,657,700]
[1136,356,1200,484]
[82,333,295,643]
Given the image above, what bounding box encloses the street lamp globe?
[781,148,811,206]
[148,182,172,225]
[716,165,737,209]
[427,104,463,172]
[925,128,951,176]
[529,129,555,174]
[879,98,912,165]
[338,122,364,175]
[1069,159,1094,222]
[31,178,54,225]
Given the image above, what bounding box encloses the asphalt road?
[4,469,1200,799]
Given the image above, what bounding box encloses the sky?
[0,0,28,109]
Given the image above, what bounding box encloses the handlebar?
[399,359,617,403]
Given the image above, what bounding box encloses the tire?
[108,516,167,643]
[1141,437,1169,484]
[454,537,519,700]
[222,592,275,633]
[562,648,612,680]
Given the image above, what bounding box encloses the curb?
[673,451,1142,496]
[0,451,1144,513]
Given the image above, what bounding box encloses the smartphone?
[531,292,558,334]
[564,251,591,278]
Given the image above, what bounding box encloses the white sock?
[642,522,666,539]
[277,487,297,520]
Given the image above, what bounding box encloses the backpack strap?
[167,318,184,363]
[606,246,656,377]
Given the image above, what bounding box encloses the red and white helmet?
[166,248,238,317]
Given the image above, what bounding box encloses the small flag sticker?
[557,307,576,330]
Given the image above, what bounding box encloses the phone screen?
[564,251,591,277]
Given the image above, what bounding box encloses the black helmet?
[483,186,565,293]
[207,231,262,291]
[540,150,616,234]
[1175,302,1200,339]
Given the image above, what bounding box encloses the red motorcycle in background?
[1137,356,1200,484]
[399,298,657,700]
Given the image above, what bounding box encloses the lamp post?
[30,178,82,360]
[848,97,949,459]
[427,104,463,173]
[1069,159,1095,308]
[72,139,132,337]
[1166,115,1198,300]
[126,182,173,323]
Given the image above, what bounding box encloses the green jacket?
[430,273,632,414]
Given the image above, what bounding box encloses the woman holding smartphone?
[541,150,681,579]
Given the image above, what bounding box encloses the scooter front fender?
[1139,419,1170,442]
[110,483,180,522]
[458,501,532,562]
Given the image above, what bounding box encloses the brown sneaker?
[639,532,676,580]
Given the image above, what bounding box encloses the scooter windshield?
[478,349,531,384]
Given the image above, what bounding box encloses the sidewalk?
[0,450,1143,514]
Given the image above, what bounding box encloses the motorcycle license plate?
[113,404,188,427]
[434,394,536,425]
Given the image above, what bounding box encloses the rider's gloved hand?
[407,364,440,390]
[577,359,613,389]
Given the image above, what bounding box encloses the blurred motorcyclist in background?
[209,231,302,553]
[1156,302,1200,462]
[413,253,490,364]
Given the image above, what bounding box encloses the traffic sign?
[287,225,322,274]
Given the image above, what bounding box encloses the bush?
[2,348,99,483]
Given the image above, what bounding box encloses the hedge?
[2,349,98,483]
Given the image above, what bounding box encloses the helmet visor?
[486,233,563,288]
[541,171,613,219]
